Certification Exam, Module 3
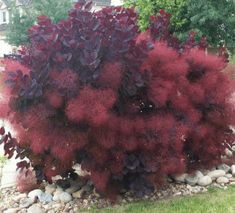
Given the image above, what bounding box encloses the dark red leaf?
[0,127,5,135]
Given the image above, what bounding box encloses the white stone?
[12,193,27,202]
[55,187,63,193]
[210,167,216,171]
[52,193,60,202]
[185,170,203,186]
[72,190,84,199]
[47,210,56,213]
[185,175,198,186]
[225,148,233,157]
[202,169,210,175]
[217,164,230,173]
[216,177,229,184]
[52,189,63,201]
[231,165,235,176]
[173,192,182,196]
[51,175,62,182]
[73,164,90,176]
[195,171,204,178]
[225,173,232,179]
[191,186,201,193]
[28,189,43,200]
[27,204,45,213]
[173,173,187,183]
[197,176,212,186]
[38,192,53,203]
[3,209,19,213]
[229,177,235,182]
[52,203,62,209]
[45,184,56,194]
[59,192,72,203]
[20,197,34,208]
[207,170,226,180]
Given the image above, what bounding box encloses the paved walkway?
[0,156,19,188]
[0,121,18,189]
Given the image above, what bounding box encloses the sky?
[111,0,123,6]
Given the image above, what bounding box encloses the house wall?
[0,2,9,25]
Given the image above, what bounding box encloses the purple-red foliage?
[0,1,235,198]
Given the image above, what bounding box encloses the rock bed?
[1,162,235,213]
[0,184,209,213]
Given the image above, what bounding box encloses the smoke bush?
[0,1,235,198]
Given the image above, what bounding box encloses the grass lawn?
[0,155,7,164]
[83,185,235,213]
[231,54,235,65]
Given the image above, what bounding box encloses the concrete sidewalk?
[0,121,19,189]
[0,156,18,188]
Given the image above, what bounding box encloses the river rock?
[216,177,229,184]
[47,211,56,213]
[28,189,43,200]
[225,173,232,179]
[198,176,212,186]
[73,164,90,176]
[225,148,233,157]
[12,193,27,202]
[19,197,34,208]
[38,193,53,203]
[231,165,235,176]
[207,170,226,180]
[27,204,45,213]
[52,190,63,202]
[52,194,60,201]
[185,175,198,186]
[51,203,61,209]
[59,192,72,203]
[55,187,63,193]
[173,173,187,183]
[185,171,203,186]
[3,209,19,213]
[217,164,230,173]
[45,184,56,194]
[195,171,204,178]
[72,189,84,199]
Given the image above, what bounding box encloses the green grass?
[82,186,235,213]
[0,155,7,164]
[230,54,235,65]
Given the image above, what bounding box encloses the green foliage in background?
[124,0,235,51]
[184,0,235,52]
[5,0,74,46]
[124,0,187,31]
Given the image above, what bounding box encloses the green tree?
[125,0,235,51]
[5,0,74,46]
[182,0,235,52]
[124,0,187,31]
